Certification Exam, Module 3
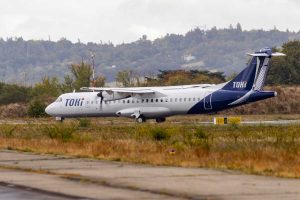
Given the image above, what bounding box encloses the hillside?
[1,25,300,84]
[224,86,300,115]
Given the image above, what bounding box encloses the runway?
[0,183,79,200]
[0,150,299,200]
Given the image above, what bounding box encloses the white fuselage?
[45,84,223,119]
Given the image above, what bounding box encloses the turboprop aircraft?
[45,47,285,123]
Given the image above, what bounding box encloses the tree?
[94,75,106,87]
[267,40,300,85]
[27,99,47,117]
[60,75,74,93]
[161,70,191,85]
[151,70,226,86]
[236,23,242,32]
[116,70,133,87]
[31,77,60,100]
[70,61,92,90]
[0,83,31,105]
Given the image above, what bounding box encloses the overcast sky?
[0,0,299,44]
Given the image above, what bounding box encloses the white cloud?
[0,0,299,44]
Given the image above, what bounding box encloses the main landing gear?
[155,117,166,123]
[136,116,166,123]
[136,115,146,123]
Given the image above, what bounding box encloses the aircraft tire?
[155,117,166,123]
[136,116,146,123]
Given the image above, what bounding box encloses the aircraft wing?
[80,87,155,95]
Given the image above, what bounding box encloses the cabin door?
[204,93,212,110]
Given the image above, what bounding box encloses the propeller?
[97,91,104,104]
[97,91,104,111]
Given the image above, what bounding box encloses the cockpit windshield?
[55,96,63,102]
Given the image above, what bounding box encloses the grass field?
[0,116,299,178]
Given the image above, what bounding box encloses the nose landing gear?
[55,117,65,122]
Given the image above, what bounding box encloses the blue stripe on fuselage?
[187,90,275,114]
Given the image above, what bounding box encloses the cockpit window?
[55,97,63,102]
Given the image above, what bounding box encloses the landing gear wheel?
[155,117,166,123]
[56,117,65,122]
[136,116,146,123]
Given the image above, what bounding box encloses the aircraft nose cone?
[45,104,54,116]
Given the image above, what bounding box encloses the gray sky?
[0,0,299,44]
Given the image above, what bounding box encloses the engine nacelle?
[116,107,171,119]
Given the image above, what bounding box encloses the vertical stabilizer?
[222,47,285,91]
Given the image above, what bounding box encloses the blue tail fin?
[222,47,280,91]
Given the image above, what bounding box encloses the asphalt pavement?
[0,182,81,200]
[0,150,299,200]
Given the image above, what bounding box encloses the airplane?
[45,47,285,123]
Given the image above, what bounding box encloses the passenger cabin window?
[151,99,154,102]
[156,99,159,102]
[146,99,149,103]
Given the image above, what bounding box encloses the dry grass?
[0,121,299,178]
[0,103,28,118]
[225,86,300,114]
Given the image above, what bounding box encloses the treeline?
[267,41,300,85]
[1,24,300,83]
[0,67,226,105]
[0,66,226,117]
[0,39,300,117]
[115,70,226,87]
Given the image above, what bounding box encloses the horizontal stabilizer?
[271,52,286,57]
[247,52,286,57]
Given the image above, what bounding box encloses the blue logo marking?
[65,98,84,107]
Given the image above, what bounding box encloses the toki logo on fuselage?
[65,98,84,107]
[233,81,247,89]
